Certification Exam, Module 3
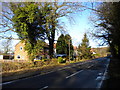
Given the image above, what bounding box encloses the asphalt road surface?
[1,57,110,89]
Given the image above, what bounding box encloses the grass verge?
[1,58,92,83]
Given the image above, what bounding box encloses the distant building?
[0,54,14,60]
[54,43,56,55]
[90,48,96,54]
[73,46,78,58]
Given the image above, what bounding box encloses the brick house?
[14,41,49,61]
[14,41,29,60]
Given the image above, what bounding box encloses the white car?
[56,54,67,58]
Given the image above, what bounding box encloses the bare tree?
[1,38,12,54]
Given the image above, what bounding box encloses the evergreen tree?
[10,2,45,61]
[56,34,66,54]
[78,33,92,59]
[56,34,74,57]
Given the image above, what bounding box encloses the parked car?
[55,54,67,58]
[34,56,42,61]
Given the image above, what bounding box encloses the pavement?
[1,57,110,89]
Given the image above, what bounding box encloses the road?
[1,57,110,89]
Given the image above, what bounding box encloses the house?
[90,48,96,54]
[73,46,78,56]
[54,43,57,55]
[14,41,49,61]
[14,41,29,60]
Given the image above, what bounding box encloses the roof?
[73,46,77,50]
[54,43,56,49]
[0,54,13,56]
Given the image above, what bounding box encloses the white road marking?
[87,65,93,68]
[96,76,102,81]
[98,73,103,76]
[1,70,56,86]
[41,71,54,75]
[97,58,110,88]
[66,70,83,79]
[0,81,15,86]
[1,61,91,86]
[58,66,71,71]
[39,86,48,90]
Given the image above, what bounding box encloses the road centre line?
[87,65,93,68]
[1,61,90,86]
[66,70,83,79]
[39,86,48,90]
[40,71,55,75]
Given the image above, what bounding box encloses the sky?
[54,2,102,47]
[0,2,108,52]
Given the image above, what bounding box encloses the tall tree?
[1,2,85,59]
[24,40,46,60]
[56,34,66,54]
[10,2,45,60]
[92,2,120,58]
[78,33,92,59]
[38,2,84,58]
[56,34,73,57]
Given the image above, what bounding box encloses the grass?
[1,59,59,73]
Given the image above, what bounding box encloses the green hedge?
[58,57,66,63]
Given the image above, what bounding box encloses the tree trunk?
[110,43,117,58]
[48,27,55,59]
[118,45,120,59]
[48,39,54,59]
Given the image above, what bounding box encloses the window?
[20,46,23,51]
[17,55,20,59]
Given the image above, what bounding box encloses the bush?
[70,57,74,61]
[58,57,66,63]
[42,59,48,62]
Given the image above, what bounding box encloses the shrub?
[70,57,74,61]
[58,57,66,63]
[42,59,48,62]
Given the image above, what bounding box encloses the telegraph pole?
[69,39,70,62]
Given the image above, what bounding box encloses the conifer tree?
[78,33,92,59]
[56,34,73,57]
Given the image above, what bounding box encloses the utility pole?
[69,39,70,62]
